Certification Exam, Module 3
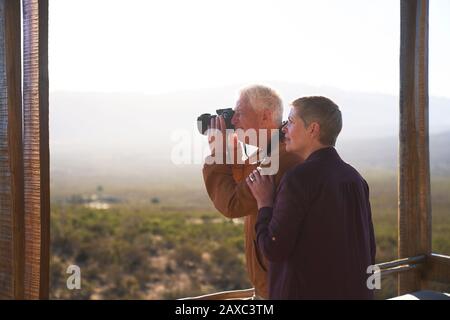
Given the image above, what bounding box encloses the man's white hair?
[239,85,283,125]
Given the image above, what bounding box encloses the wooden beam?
[22,0,50,299]
[0,0,25,300]
[398,0,431,295]
[38,0,50,300]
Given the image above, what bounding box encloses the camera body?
[197,108,235,135]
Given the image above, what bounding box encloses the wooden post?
[398,0,431,295]
[0,0,25,300]
[22,0,50,299]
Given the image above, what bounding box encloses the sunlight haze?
[49,0,450,97]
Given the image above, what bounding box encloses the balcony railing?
[180,254,450,300]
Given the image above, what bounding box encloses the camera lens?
[197,113,211,135]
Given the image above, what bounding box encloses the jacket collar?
[305,146,340,162]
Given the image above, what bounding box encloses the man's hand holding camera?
[207,115,240,164]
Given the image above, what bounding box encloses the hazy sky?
[49,0,450,98]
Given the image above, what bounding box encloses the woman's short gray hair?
[292,96,342,146]
[239,85,283,125]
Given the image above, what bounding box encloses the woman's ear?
[309,122,321,139]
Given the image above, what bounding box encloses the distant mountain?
[49,84,450,186]
[338,131,450,175]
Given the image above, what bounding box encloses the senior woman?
[246,96,376,300]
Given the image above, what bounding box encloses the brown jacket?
[202,141,302,298]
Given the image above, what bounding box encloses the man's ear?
[261,109,273,124]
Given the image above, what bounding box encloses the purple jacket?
[256,147,376,299]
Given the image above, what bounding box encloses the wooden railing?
[180,253,450,300]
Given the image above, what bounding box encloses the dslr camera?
[197,108,235,135]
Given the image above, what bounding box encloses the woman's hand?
[246,169,276,209]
